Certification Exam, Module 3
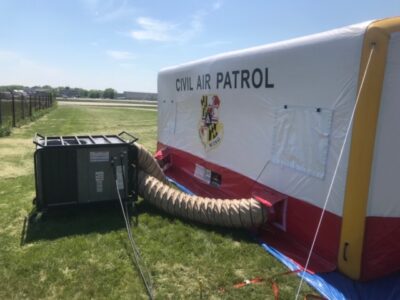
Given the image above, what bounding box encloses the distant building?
[33,89,52,96]
[25,87,52,96]
[115,92,125,99]
[58,87,79,98]
[23,86,51,96]
[13,90,28,97]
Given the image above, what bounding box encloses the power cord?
[111,155,154,300]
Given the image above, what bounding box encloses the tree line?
[0,85,117,99]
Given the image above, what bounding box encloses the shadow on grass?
[22,202,131,244]
[135,199,257,245]
[22,198,257,247]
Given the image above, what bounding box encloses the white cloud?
[131,17,177,42]
[130,14,202,43]
[106,50,136,60]
[131,1,223,43]
[82,0,136,22]
[212,0,223,10]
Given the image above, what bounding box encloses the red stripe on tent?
[361,217,400,281]
[156,142,338,273]
[260,197,339,273]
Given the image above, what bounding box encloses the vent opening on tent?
[252,188,288,231]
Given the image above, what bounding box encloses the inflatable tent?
[156,17,400,281]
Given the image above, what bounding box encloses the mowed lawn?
[0,105,316,299]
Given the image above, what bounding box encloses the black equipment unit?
[33,132,138,211]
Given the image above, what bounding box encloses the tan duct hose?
[136,143,169,184]
[135,143,268,228]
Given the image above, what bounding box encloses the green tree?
[103,88,116,99]
[79,89,89,98]
[88,90,102,98]
[0,85,24,92]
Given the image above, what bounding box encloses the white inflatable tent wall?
[156,17,400,280]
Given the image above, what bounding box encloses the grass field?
[0,105,317,299]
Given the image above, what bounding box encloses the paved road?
[58,100,157,111]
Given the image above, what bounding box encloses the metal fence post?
[0,98,2,126]
[29,94,32,117]
[21,95,25,120]
[11,92,16,127]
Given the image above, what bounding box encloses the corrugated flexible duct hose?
[135,143,268,228]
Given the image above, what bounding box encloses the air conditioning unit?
[33,132,138,211]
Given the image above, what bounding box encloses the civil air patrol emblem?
[199,95,224,151]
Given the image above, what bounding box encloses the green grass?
[0,105,317,299]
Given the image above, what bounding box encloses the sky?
[0,0,398,93]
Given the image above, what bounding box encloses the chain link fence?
[0,92,54,132]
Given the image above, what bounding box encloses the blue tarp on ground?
[168,177,195,195]
[170,177,400,299]
[260,241,400,300]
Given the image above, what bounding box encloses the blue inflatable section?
[169,177,400,299]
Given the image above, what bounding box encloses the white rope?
[295,44,376,299]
